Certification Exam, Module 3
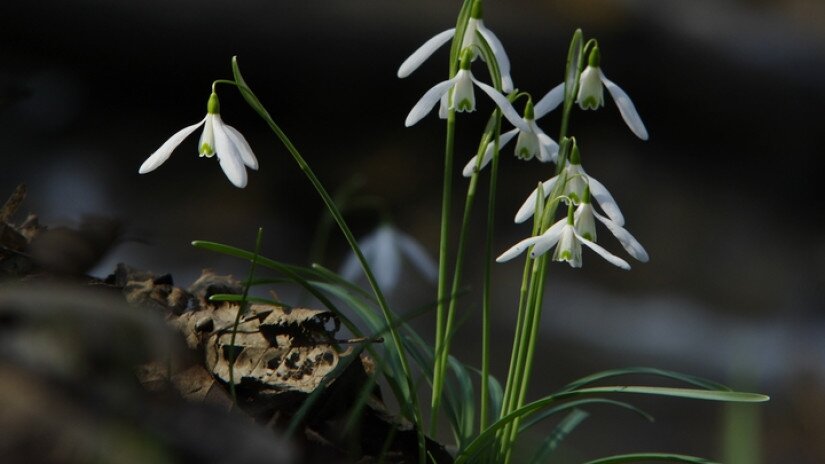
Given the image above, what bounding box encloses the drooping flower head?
[340,223,438,294]
[139,92,258,188]
[397,0,513,92]
[497,202,631,270]
[576,45,649,140]
[514,143,624,226]
[574,185,649,263]
[405,49,529,131]
[462,98,560,177]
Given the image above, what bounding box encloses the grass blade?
[528,409,589,464]
[581,453,718,464]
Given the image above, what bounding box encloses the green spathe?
[588,45,601,68]
[207,92,220,114]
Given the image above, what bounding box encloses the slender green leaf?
[561,368,730,393]
[581,453,718,464]
[563,29,584,107]
[568,386,769,403]
[529,409,589,464]
[456,386,766,463]
[448,354,475,446]
[310,263,376,301]
[519,398,653,432]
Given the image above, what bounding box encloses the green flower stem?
[429,0,476,436]
[230,58,425,462]
[432,117,498,434]
[430,108,456,435]
[480,115,502,432]
[497,29,585,459]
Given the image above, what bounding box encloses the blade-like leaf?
[561,367,731,393]
[563,29,584,108]
[568,386,769,403]
[519,398,653,432]
[581,453,718,464]
[529,409,589,464]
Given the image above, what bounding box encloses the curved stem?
[229,58,426,460]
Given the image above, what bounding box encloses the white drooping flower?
[397,0,513,92]
[340,224,438,294]
[496,204,630,269]
[533,46,648,141]
[405,49,529,131]
[462,98,560,177]
[574,187,649,263]
[139,92,258,188]
[514,145,624,226]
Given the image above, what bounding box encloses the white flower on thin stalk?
[497,203,630,269]
[462,99,560,177]
[139,92,258,188]
[405,49,529,131]
[532,46,648,141]
[397,0,513,92]
[514,144,624,225]
[340,223,438,294]
[574,186,649,263]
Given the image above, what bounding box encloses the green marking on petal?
[581,232,593,241]
[457,99,473,111]
[200,143,214,156]
[582,96,598,109]
[560,250,572,260]
[518,147,532,160]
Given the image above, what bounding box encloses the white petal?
[398,29,456,78]
[529,219,567,258]
[471,77,531,132]
[438,91,450,119]
[213,117,248,188]
[601,73,648,141]
[397,232,438,282]
[575,230,631,270]
[587,176,624,226]
[477,25,513,93]
[222,124,259,170]
[453,72,476,112]
[139,117,205,174]
[536,131,559,163]
[577,66,604,110]
[533,83,564,119]
[496,235,543,263]
[593,211,649,262]
[405,78,458,127]
[462,128,518,177]
[514,176,558,223]
[373,226,402,291]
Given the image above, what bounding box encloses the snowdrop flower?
[514,144,624,226]
[397,0,513,92]
[531,46,648,141]
[497,204,630,270]
[462,99,559,177]
[139,92,258,188]
[340,223,438,294]
[405,49,529,131]
[574,186,649,262]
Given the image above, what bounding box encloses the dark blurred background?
[1,0,824,462]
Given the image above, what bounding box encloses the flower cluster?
[399,8,649,270]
